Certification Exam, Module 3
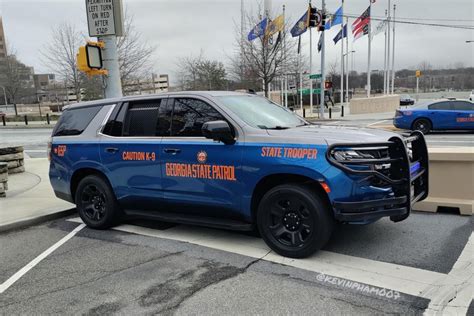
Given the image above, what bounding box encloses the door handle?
[105,147,119,153]
[164,148,181,154]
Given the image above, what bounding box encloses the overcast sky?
[1,0,473,84]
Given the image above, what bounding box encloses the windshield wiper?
[258,125,290,130]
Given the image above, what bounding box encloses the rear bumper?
[327,131,429,223]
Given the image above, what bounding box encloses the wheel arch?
[250,173,332,223]
[70,167,112,200]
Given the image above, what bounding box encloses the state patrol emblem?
[197,151,207,164]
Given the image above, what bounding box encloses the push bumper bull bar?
[326,131,429,223]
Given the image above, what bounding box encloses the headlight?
[332,149,375,162]
[331,147,391,171]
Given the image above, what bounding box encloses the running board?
[124,209,254,232]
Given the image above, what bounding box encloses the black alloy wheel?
[75,175,121,229]
[257,184,333,258]
[412,119,431,134]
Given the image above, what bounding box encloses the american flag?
[352,6,371,41]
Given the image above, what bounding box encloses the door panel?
[160,97,244,220]
[452,101,474,130]
[100,99,166,210]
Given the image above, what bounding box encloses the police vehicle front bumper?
[326,131,429,223]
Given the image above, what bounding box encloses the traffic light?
[324,81,333,89]
[318,14,327,32]
[308,6,319,28]
[77,41,108,76]
[416,70,421,78]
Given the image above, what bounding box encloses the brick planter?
[0,162,8,197]
[0,146,25,174]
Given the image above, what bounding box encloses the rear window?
[53,106,101,136]
[428,102,451,110]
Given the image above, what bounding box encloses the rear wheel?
[75,175,121,229]
[412,118,431,134]
[257,184,334,258]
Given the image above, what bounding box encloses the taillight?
[47,138,52,161]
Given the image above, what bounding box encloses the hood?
[266,124,399,145]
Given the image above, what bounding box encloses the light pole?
[0,86,7,111]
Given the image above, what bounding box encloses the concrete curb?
[0,207,76,234]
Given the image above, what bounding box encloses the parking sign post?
[85,0,124,98]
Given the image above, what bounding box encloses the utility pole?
[100,36,122,98]
[241,0,245,83]
[320,0,326,118]
[391,4,396,94]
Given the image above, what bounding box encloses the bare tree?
[0,52,35,115]
[230,12,299,97]
[41,22,83,102]
[117,14,156,85]
[176,52,227,91]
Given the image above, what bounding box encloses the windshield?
[217,95,307,129]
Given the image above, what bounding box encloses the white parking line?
[366,120,390,127]
[424,232,473,315]
[0,223,85,294]
[68,217,449,299]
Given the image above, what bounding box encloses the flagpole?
[283,5,288,108]
[367,0,372,98]
[320,0,326,118]
[345,16,349,108]
[340,0,344,107]
[383,9,388,95]
[309,2,313,114]
[391,4,396,94]
[299,37,303,111]
[387,0,391,95]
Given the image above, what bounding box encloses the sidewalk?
[0,158,74,232]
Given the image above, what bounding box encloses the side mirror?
[202,120,235,145]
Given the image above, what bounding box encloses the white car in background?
[469,90,474,101]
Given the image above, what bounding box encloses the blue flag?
[325,6,343,30]
[248,18,268,41]
[290,9,309,37]
[333,24,347,44]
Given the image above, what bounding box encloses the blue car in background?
[393,99,474,134]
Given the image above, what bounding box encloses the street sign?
[309,73,322,79]
[298,88,321,95]
[86,0,124,37]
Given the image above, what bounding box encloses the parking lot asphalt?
[0,211,471,314]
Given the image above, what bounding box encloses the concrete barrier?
[414,147,474,215]
[350,95,400,114]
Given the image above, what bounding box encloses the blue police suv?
[394,99,474,133]
[49,91,428,258]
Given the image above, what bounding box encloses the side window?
[53,106,101,136]
[170,98,225,137]
[452,101,474,111]
[123,99,162,137]
[102,103,127,136]
[428,102,451,110]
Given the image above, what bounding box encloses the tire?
[257,184,334,258]
[75,175,121,229]
[412,118,431,134]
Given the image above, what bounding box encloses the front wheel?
[75,175,121,229]
[257,184,334,258]
[412,118,431,134]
